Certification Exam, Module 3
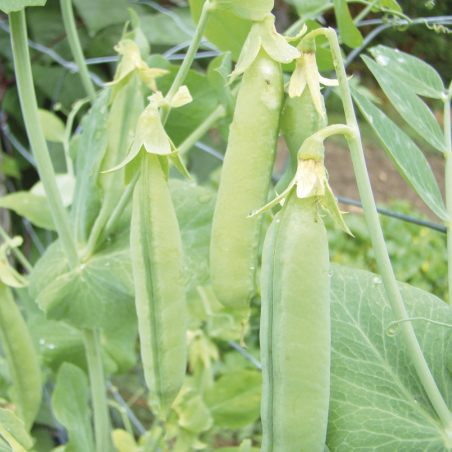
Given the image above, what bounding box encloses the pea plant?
[0,0,451,451]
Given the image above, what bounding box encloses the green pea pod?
[276,88,327,195]
[261,192,330,452]
[130,152,187,420]
[0,282,42,432]
[210,48,284,318]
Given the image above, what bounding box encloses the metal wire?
[228,340,262,371]
[336,196,447,233]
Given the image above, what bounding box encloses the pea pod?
[260,191,330,452]
[210,48,284,318]
[130,152,186,419]
[276,87,327,195]
[0,282,42,432]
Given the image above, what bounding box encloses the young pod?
[260,191,330,452]
[276,87,327,195]
[130,152,187,419]
[210,48,284,318]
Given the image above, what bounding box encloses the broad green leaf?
[38,109,65,143]
[0,192,54,230]
[292,0,328,15]
[0,0,45,13]
[0,437,11,452]
[140,9,195,46]
[207,52,234,113]
[188,0,251,61]
[70,90,109,245]
[112,430,139,452]
[363,55,446,152]
[0,237,28,288]
[52,363,95,452]
[368,45,444,99]
[204,370,262,429]
[0,409,32,451]
[72,0,144,33]
[29,231,135,329]
[215,0,273,21]
[351,88,448,221]
[169,179,216,292]
[379,0,402,12]
[332,0,363,48]
[149,56,219,146]
[31,173,76,208]
[327,263,452,451]
[0,283,41,432]
[173,383,213,433]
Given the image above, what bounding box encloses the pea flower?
[104,88,193,178]
[249,133,352,236]
[288,51,340,119]
[105,39,169,97]
[228,13,304,84]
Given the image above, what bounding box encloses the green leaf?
[72,0,144,33]
[140,9,195,46]
[188,0,251,61]
[52,363,95,452]
[292,0,329,15]
[29,231,135,329]
[363,55,446,153]
[38,109,65,143]
[0,283,41,432]
[0,154,20,180]
[379,0,402,12]
[215,0,274,21]
[169,179,216,292]
[71,90,110,245]
[0,192,54,230]
[204,370,262,429]
[0,0,45,13]
[351,88,448,222]
[31,174,76,208]
[332,0,363,48]
[207,52,234,113]
[173,383,213,433]
[327,263,452,450]
[368,45,444,99]
[0,410,32,452]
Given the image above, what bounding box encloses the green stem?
[64,98,90,177]
[353,0,379,24]
[444,88,452,305]
[60,0,96,104]
[160,0,214,125]
[179,83,240,157]
[9,10,79,270]
[326,28,452,436]
[96,171,141,248]
[0,224,33,273]
[84,329,112,452]
[179,106,226,156]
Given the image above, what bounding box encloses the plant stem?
[9,10,79,270]
[326,27,452,436]
[353,0,379,24]
[60,0,96,104]
[0,224,33,273]
[444,86,452,305]
[179,83,240,156]
[179,105,225,156]
[97,171,141,247]
[84,329,112,452]
[160,0,214,125]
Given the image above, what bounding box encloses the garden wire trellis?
[1,1,451,441]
